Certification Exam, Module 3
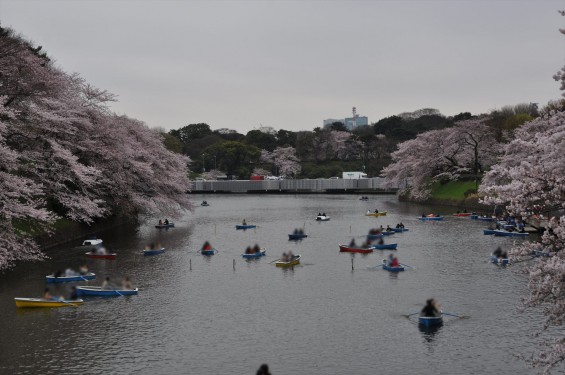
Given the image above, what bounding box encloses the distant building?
[323,107,368,131]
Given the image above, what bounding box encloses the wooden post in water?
[233,259,235,270]
[350,225,352,233]
[215,224,216,235]
[190,259,192,271]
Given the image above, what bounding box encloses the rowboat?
[143,248,166,256]
[242,250,266,259]
[46,272,96,283]
[236,224,256,230]
[155,223,174,228]
[476,216,494,222]
[489,256,510,265]
[366,233,384,241]
[288,233,308,240]
[76,286,138,296]
[15,297,84,308]
[452,213,473,217]
[275,255,301,267]
[201,248,217,256]
[418,216,444,221]
[85,252,117,260]
[316,215,330,221]
[201,202,210,206]
[483,229,497,235]
[392,227,409,233]
[382,260,404,272]
[371,243,398,250]
[418,315,443,327]
[82,238,103,246]
[366,211,387,217]
[339,244,373,254]
[492,230,528,237]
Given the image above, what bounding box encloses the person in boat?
[298,228,304,235]
[245,246,251,254]
[288,250,294,259]
[79,265,88,275]
[281,252,288,262]
[53,270,63,278]
[318,212,321,216]
[202,241,212,251]
[96,246,107,255]
[349,238,357,247]
[421,298,441,317]
[378,237,384,245]
[422,213,426,218]
[256,364,271,375]
[493,246,508,259]
[43,288,61,301]
[43,288,54,300]
[122,277,133,290]
[391,256,400,268]
[463,208,468,213]
[374,209,379,214]
[64,268,77,277]
[164,218,169,225]
[101,277,113,290]
[158,219,163,225]
[69,286,79,300]
[242,219,247,225]
[322,212,326,216]
[252,244,260,253]
[386,225,393,232]
[387,253,394,266]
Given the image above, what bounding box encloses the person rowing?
[421,299,441,317]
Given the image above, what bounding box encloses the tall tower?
[352,106,358,129]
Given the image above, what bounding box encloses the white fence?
[190,177,397,193]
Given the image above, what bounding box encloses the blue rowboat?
[236,224,256,230]
[483,229,497,235]
[155,223,174,228]
[76,286,138,296]
[242,250,266,259]
[477,216,494,222]
[418,315,443,327]
[382,231,395,236]
[392,227,409,233]
[201,248,217,256]
[372,243,398,250]
[489,256,510,265]
[470,214,479,220]
[143,248,166,256]
[367,233,384,241]
[288,233,308,240]
[382,260,404,272]
[46,273,96,283]
[493,230,528,237]
[418,216,444,221]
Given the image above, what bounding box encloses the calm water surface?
[0,195,545,374]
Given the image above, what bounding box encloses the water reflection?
[419,321,443,343]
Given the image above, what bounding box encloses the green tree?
[169,123,212,144]
[244,130,277,151]
[204,141,261,178]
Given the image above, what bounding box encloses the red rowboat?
[85,252,117,260]
[339,244,373,254]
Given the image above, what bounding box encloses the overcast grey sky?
[2,0,564,133]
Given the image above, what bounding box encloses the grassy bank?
[431,180,476,200]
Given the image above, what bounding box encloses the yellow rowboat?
[275,255,301,267]
[14,298,84,308]
[366,211,387,217]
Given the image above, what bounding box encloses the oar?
[441,312,469,319]
[403,311,420,318]
[269,259,281,264]
[399,263,415,269]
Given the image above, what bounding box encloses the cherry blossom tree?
[478,12,565,373]
[0,26,192,270]
[260,146,301,177]
[382,119,499,200]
